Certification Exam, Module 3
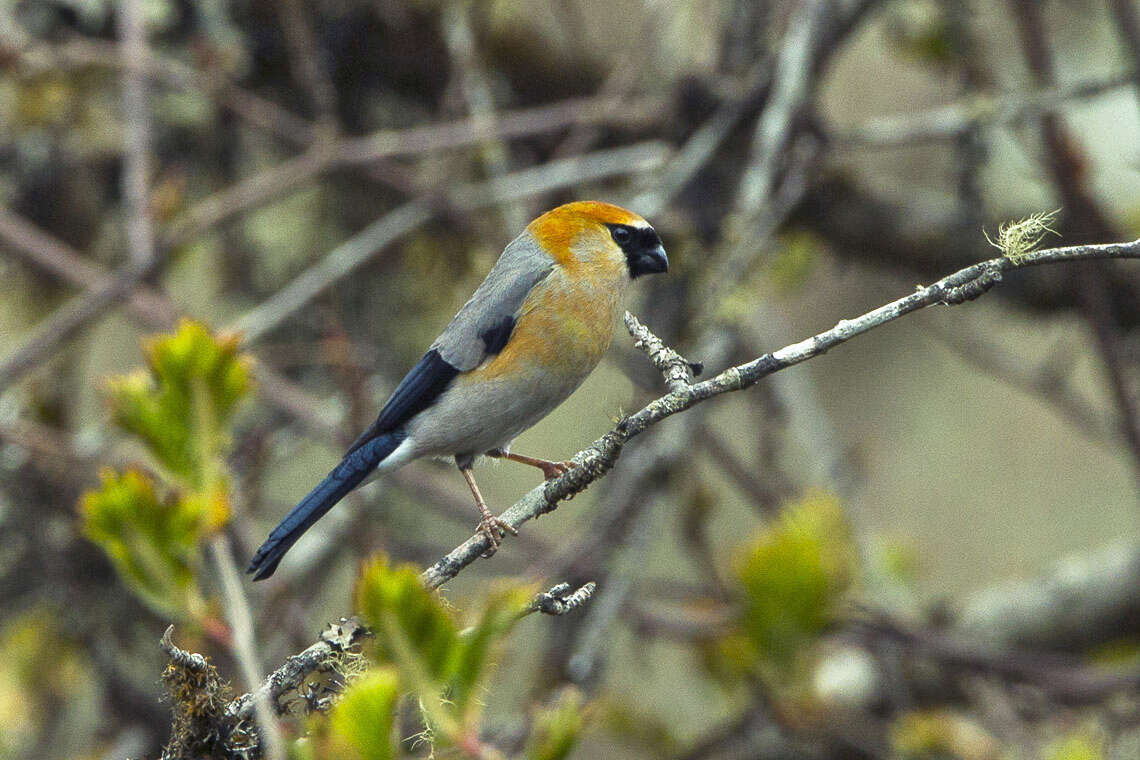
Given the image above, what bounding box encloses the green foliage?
[891,710,1000,760]
[1045,732,1104,760]
[353,554,533,743]
[450,582,534,713]
[0,608,91,759]
[355,555,461,688]
[79,321,252,624]
[728,491,854,677]
[80,469,209,619]
[526,688,588,760]
[768,232,822,293]
[884,0,957,65]
[105,320,252,491]
[324,669,401,760]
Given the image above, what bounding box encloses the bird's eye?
[611,226,632,245]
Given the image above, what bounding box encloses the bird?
[247,201,668,581]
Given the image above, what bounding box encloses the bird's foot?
[538,460,577,481]
[476,509,518,557]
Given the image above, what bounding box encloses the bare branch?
[160,626,210,672]
[278,0,338,130]
[0,1,165,391]
[525,582,598,617]
[830,73,1133,148]
[422,238,1140,589]
[227,142,670,343]
[230,617,370,721]
[0,259,160,390]
[209,535,285,760]
[118,0,156,267]
[623,312,702,393]
[733,0,829,216]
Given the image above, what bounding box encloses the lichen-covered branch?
[623,312,702,393]
[525,582,598,617]
[229,617,369,721]
[158,619,369,758]
[421,238,1140,589]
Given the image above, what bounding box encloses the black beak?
[630,244,668,278]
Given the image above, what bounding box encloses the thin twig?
[118,0,155,267]
[421,238,1140,589]
[209,534,285,760]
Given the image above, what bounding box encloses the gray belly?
[403,368,585,458]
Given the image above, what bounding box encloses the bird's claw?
[476,514,518,557]
[539,460,577,481]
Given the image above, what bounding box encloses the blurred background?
[4,0,1140,758]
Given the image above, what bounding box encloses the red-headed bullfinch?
[248,201,667,580]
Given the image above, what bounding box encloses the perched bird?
[247,201,667,581]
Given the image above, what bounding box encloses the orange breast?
[463,267,624,383]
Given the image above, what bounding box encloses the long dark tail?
[247,432,404,581]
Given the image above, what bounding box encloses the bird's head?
[527,201,668,279]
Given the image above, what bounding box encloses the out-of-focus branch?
[956,538,1140,652]
[226,141,671,343]
[0,259,161,390]
[442,0,527,231]
[422,236,1140,589]
[278,0,338,131]
[1109,0,1140,125]
[1008,0,1140,494]
[927,321,1117,445]
[332,93,665,166]
[830,73,1133,148]
[5,36,317,145]
[849,611,1140,704]
[209,535,285,760]
[0,1,166,391]
[0,208,339,441]
[118,0,155,268]
[733,0,829,217]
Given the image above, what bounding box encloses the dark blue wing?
[344,349,459,456]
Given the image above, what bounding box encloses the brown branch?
[420,238,1140,589]
[849,612,1140,705]
[830,73,1133,148]
[225,142,669,344]
[7,37,316,145]
[0,258,161,390]
[278,0,338,130]
[1008,0,1140,493]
